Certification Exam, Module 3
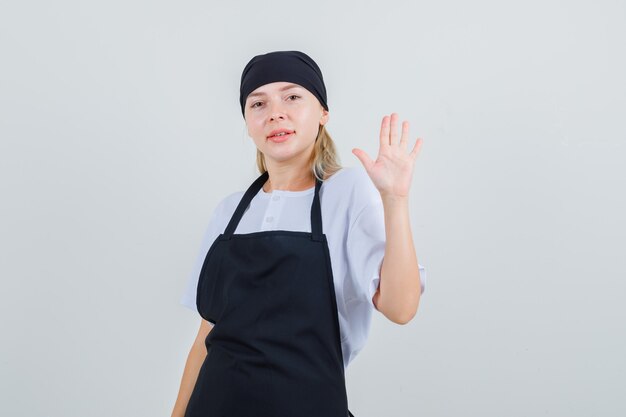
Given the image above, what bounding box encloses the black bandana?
[239,50,328,117]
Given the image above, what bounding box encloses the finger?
[389,113,399,145]
[352,148,374,171]
[379,115,390,148]
[399,120,409,150]
[409,138,423,159]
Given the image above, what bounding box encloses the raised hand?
[352,113,423,198]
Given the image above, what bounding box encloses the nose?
[268,101,286,121]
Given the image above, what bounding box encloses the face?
[244,81,329,166]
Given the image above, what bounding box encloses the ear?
[320,108,330,126]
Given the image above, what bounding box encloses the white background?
[1,0,625,416]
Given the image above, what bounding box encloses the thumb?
[352,148,373,171]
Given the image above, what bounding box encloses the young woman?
[172,50,425,417]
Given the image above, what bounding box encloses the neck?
[262,165,316,193]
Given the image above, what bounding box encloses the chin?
[264,148,307,163]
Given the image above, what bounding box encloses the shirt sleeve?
[179,201,225,312]
[346,201,426,309]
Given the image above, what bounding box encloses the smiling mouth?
[268,131,294,142]
[268,131,294,138]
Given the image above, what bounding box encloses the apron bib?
[185,171,355,417]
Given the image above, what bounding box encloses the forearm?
[171,339,208,417]
[377,195,422,324]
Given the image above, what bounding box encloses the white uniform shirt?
[180,166,426,368]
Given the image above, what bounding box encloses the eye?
[288,95,300,100]
[250,101,263,108]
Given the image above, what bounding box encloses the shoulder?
[324,166,381,205]
[209,190,245,221]
[324,166,371,189]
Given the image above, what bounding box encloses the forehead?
[246,82,305,100]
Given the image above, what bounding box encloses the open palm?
[352,113,423,198]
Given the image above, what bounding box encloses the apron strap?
[310,177,323,241]
[223,171,268,238]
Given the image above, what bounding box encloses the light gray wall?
[1,0,624,416]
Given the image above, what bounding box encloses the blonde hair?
[255,124,342,181]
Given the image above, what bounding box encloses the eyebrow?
[246,83,303,100]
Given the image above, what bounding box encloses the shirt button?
[272,195,280,201]
[266,216,274,223]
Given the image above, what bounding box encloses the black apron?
[185,171,355,417]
